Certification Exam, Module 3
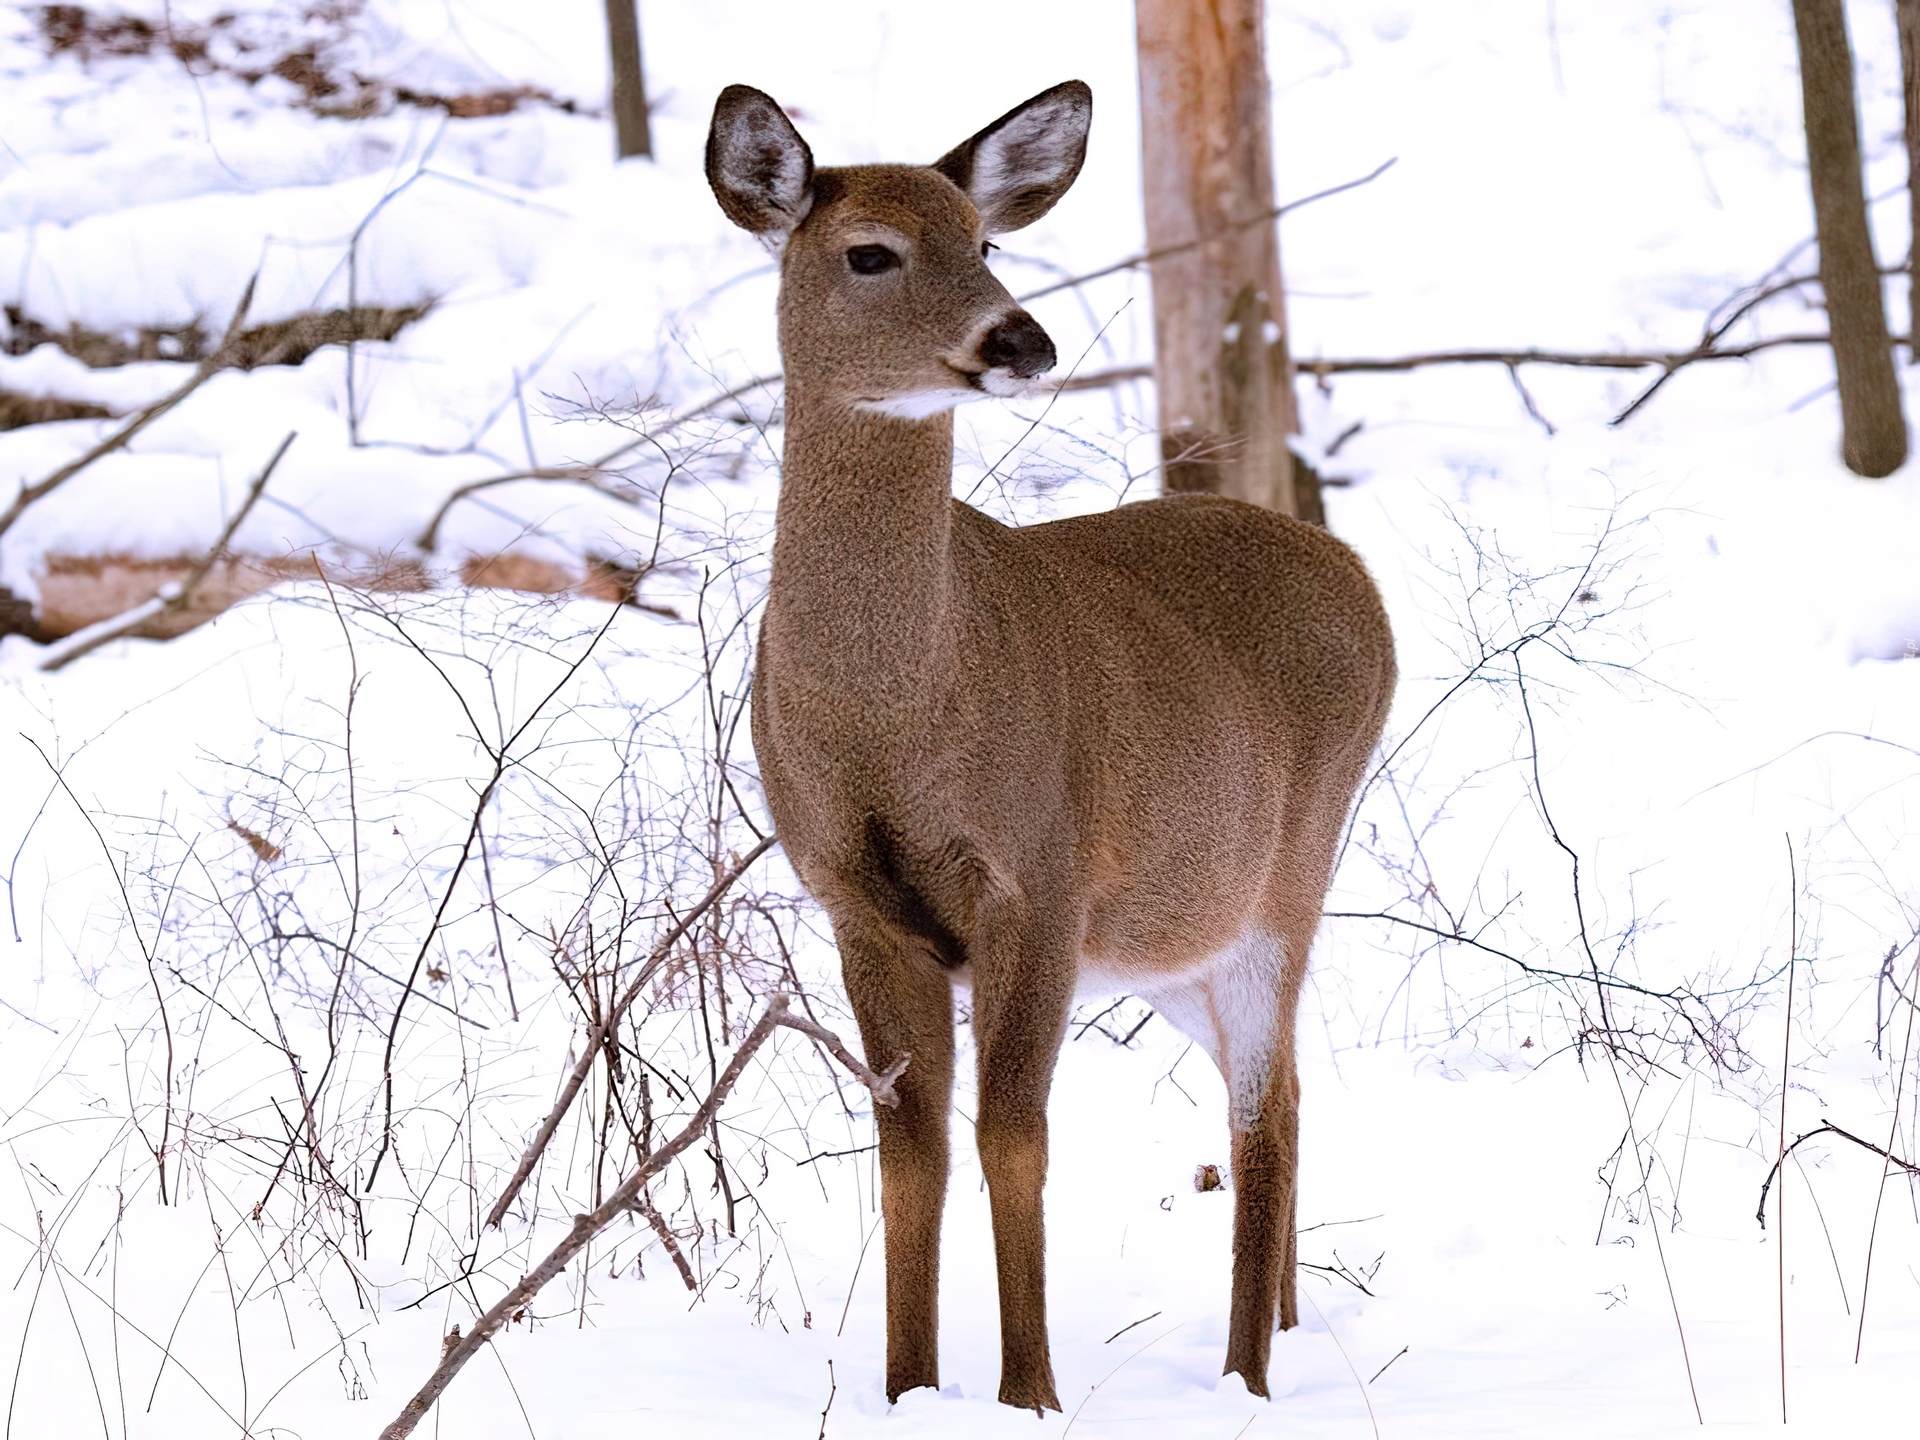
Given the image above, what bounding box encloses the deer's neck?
[765,391,959,712]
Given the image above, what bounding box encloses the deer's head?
[706,82,1091,419]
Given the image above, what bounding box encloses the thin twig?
[414,373,782,551]
[1368,1346,1409,1384]
[1610,263,1906,423]
[0,275,258,540]
[376,996,903,1440]
[39,431,296,671]
[1514,653,1704,1424]
[366,600,626,1191]
[482,835,779,1228]
[1103,1310,1162,1344]
[816,1359,836,1440]
[1013,157,1399,304]
[1856,946,1920,1361]
[1758,1121,1920,1225]
[1777,834,1796,1425]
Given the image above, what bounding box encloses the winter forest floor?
[2,1,1920,1436]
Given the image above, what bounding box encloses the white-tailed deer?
[706,81,1394,1411]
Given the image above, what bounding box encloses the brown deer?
[706,80,1395,1412]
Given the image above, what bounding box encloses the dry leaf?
[227,821,283,863]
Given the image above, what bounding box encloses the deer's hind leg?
[831,903,957,1402]
[1223,890,1324,1393]
[1221,960,1306,1397]
[1140,913,1310,1398]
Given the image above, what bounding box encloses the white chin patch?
[976,367,1049,400]
[856,369,1051,420]
[857,388,979,420]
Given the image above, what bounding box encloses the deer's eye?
[981,240,998,258]
[847,244,900,275]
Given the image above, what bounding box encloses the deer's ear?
[933,80,1091,234]
[706,85,815,241]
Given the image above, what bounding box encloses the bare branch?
[1757,1121,1920,1227]
[483,833,779,1228]
[771,1008,908,1107]
[0,273,258,540]
[379,994,904,1440]
[1012,157,1399,305]
[414,372,783,552]
[38,430,297,671]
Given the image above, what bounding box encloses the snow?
[3,0,1920,1436]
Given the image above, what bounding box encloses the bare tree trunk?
[1135,0,1305,517]
[1792,0,1906,475]
[1899,0,1920,359]
[604,0,652,160]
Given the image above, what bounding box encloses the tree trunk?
[1135,0,1304,516]
[1792,0,1906,475]
[604,0,652,160]
[1899,0,1920,359]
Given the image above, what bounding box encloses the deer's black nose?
[980,312,1057,378]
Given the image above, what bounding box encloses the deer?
[705,79,1396,1412]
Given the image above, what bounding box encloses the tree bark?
[1135,0,1305,516]
[604,0,652,160]
[1899,0,1920,359]
[1792,0,1906,475]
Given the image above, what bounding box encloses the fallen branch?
[0,275,258,541]
[1058,331,1896,399]
[378,994,906,1440]
[1756,1120,1920,1227]
[482,833,779,1229]
[38,430,296,671]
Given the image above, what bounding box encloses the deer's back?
[991,493,1394,769]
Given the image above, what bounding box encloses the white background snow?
[2,0,1919,1436]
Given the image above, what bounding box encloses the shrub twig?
[483,834,779,1228]
[376,995,904,1440]
[39,431,296,671]
[1758,1121,1920,1227]
[0,274,258,540]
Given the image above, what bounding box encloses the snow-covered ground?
[3,0,1919,1435]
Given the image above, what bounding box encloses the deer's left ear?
[933,80,1091,234]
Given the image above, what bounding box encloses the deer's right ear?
[706,85,815,243]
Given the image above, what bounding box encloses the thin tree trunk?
[1792,0,1906,475]
[604,0,652,160]
[1135,0,1307,517]
[1898,0,1920,358]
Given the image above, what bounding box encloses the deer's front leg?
[834,908,956,1403]
[968,916,1076,1413]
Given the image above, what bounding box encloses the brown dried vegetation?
[0,391,114,430]
[9,549,647,642]
[3,301,430,373]
[35,4,578,121]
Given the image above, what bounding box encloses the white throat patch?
[856,388,979,420]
